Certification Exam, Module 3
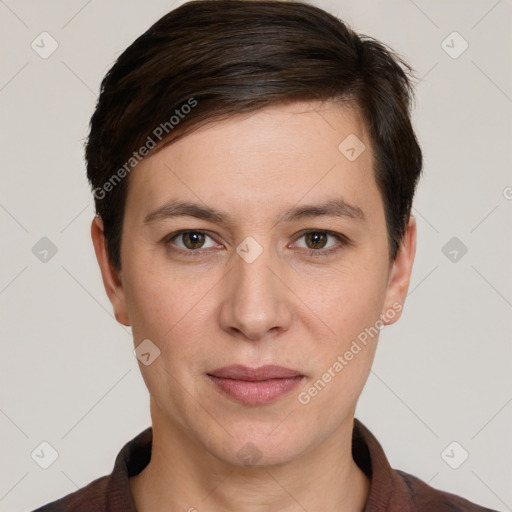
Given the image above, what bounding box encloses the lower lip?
[208,375,304,405]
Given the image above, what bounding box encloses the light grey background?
[1,0,511,511]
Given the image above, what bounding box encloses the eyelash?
[162,229,350,258]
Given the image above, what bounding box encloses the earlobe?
[381,215,417,326]
[90,215,131,326]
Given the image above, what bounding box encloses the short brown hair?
[86,0,423,271]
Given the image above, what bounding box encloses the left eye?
[293,230,345,254]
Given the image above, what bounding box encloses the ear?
[381,215,417,326]
[90,215,131,326]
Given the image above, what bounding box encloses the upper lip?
[208,365,303,381]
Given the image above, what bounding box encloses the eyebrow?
[143,198,366,226]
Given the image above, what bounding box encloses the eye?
[164,230,219,255]
[162,229,350,258]
[293,230,348,256]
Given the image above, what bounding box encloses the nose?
[218,245,293,341]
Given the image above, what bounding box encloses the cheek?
[121,240,194,336]
[122,264,210,411]
[298,272,384,414]
[297,252,388,395]
[123,248,187,349]
[122,252,214,368]
[124,273,172,342]
[309,258,388,335]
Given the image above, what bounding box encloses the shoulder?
[29,427,151,512]
[396,469,499,512]
[30,475,109,512]
[352,419,498,512]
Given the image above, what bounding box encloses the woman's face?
[95,100,415,466]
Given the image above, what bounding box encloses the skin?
[91,100,416,512]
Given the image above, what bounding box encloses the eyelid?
[290,229,350,256]
[163,229,350,257]
[163,230,220,254]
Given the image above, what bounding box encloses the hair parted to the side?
[85,0,423,272]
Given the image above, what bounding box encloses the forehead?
[124,100,382,226]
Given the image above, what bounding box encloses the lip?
[207,365,304,405]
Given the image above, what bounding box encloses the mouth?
[207,365,305,405]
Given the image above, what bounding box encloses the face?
[92,100,416,467]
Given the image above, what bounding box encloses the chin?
[204,425,311,468]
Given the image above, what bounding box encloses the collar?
[104,418,408,511]
[99,418,491,512]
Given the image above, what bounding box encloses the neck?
[130,405,370,512]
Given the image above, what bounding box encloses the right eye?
[163,230,221,255]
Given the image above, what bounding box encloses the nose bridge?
[219,241,292,340]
